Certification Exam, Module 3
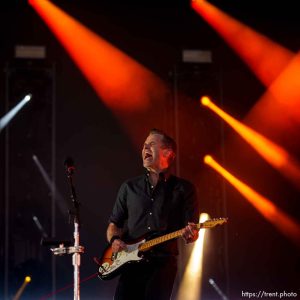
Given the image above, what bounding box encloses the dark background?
[1,0,300,299]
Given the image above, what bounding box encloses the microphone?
[64,156,75,175]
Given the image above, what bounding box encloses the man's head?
[142,128,176,172]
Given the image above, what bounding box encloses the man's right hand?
[111,239,127,253]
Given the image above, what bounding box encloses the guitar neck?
[139,223,202,252]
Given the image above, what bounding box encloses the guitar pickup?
[111,252,117,261]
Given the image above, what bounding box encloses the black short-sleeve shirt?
[109,171,199,255]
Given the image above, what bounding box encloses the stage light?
[29,0,172,149]
[177,213,209,300]
[200,95,211,106]
[204,155,300,247]
[12,276,32,300]
[191,0,293,87]
[32,215,48,238]
[267,52,300,125]
[204,154,212,164]
[209,278,228,300]
[24,94,32,102]
[0,94,32,133]
[32,154,68,215]
[201,98,287,167]
[28,0,167,113]
[193,0,300,179]
[201,97,300,189]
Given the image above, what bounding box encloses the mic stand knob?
[50,244,85,256]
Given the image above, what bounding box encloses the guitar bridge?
[99,265,105,274]
[99,262,110,273]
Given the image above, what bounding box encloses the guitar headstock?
[200,217,228,229]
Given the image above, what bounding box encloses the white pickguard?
[99,239,145,277]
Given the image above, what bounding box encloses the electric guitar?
[97,217,228,280]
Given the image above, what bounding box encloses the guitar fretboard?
[138,218,227,252]
[139,223,202,252]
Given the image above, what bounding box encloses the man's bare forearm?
[106,222,123,243]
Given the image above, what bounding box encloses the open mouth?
[144,153,152,160]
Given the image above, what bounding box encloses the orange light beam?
[248,51,300,128]
[204,155,300,247]
[191,0,294,87]
[243,51,300,164]
[28,0,167,112]
[192,0,300,131]
[201,96,300,189]
[12,276,31,300]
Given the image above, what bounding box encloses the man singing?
[107,128,200,300]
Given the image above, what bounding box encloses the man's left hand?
[182,222,199,243]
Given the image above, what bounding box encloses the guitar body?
[98,239,146,280]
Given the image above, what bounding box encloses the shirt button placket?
[148,184,154,232]
[150,184,154,202]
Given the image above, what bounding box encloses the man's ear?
[163,149,175,160]
[162,148,171,157]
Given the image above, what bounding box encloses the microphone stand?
[50,159,84,300]
[67,163,82,300]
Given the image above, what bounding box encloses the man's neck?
[147,168,168,187]
[148,171,159,187]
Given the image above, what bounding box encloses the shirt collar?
[144,168,171,182]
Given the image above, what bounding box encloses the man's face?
[142,133,170,171]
